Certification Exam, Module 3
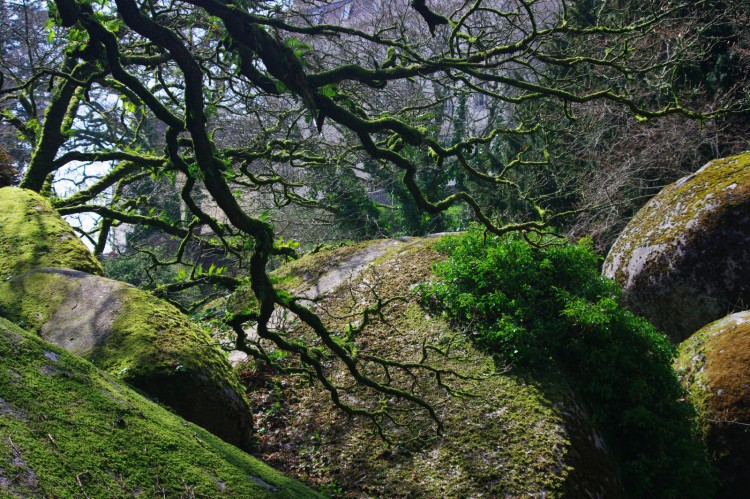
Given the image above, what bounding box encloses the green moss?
[0,270,240,392]
[0,317,322,498]
[676,329,713,439]
[273,241,375,293]
[0,270,67,333]
[0,187,103,279]
[615,153,749,246]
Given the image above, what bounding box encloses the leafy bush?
[421,227,714,497]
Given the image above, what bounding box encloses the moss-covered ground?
[0,187,103,279]
[0,316,322,498]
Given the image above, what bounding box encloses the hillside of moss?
[603,152,750,341]
[0,316,322,498]
[0,268,253,450]
[0,187,103,279]
[224,236,625,497]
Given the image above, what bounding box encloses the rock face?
[0,187,253,450]
[676,311,750,498]
[603,153,750,342]
[0,317,322,498]
[0,187,103,279]
[232,237,625,497]
[0,268,253,450]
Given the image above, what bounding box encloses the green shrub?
[421,227,714,497]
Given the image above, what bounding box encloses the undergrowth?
[419,227,715,497]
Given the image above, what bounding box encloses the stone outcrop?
[0,188,253,449]
[603,153,750,342]
[0,187,103,279]
[677,311,750,498]
[0,317,322,498]
[228,237,625,497]
[0,268,253,450]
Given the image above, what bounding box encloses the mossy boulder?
[0,316,322,498]
[231,237,624,497]
[0,268,253,450]
[603,153,750,342]
[0,187,103,279]
[677,311,750,498]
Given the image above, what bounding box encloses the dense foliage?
[2,0,748,450]
[421,228,715,497]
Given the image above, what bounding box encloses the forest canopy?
[1,0,749,436]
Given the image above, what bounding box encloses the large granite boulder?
[676,311,750,498]
[224,237,625,497]
[603,153,750,342]
[0,316,321,498]
[0,186,253,450]
[0,268,253,450]
[0,187,103,279]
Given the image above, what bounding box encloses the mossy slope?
[236,237,624,497]
[0,317,322,498]
[603,153,750,341]
[677,311,750,498]
[0,268,253,450]
[0,187,103,279]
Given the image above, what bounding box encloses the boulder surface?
[677,311,750,498]
[0,187,103,279]
[229,237,625,497]
[0,316,321,498]
[0,268,253,450]
[603,153,750,341]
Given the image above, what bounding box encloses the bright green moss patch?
[0,269,239,390]
[0,317,322,498]
[0,187,103,279]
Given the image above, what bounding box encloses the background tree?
[1,0,747,434]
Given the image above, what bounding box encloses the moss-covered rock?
[603,153,750,342]
[0,268,253,450]
[232,237,624,497]
[677,311,750,498]
[0,316,322,498]
[0,187,103,279]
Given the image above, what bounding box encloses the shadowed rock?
[604,153,750,342]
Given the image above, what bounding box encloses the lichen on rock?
[0,316,321,498]
[604,153,750,342]
[0,268,253,450]
[0,187,103,279]
[677,311,750,498]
